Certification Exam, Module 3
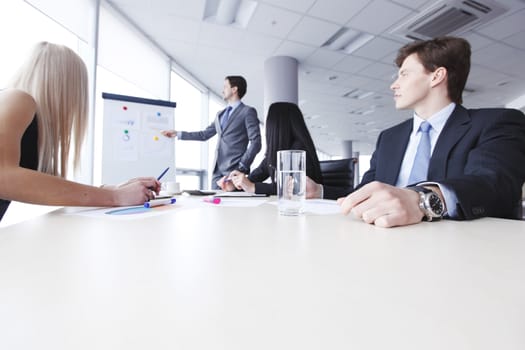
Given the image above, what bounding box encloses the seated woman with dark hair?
[217,102,324,198]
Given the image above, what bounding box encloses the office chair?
[319,158,356,200]
[511,199,524,220]
[507,182,523,220]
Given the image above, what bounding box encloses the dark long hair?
[265,102,322,180]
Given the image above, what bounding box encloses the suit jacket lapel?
[216,109,224,136]
[428,105,471,179]
[221,103,244,132]
[380,120,412,185]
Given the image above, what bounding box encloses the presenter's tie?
[221,106,233,130]
[407,121,432,184]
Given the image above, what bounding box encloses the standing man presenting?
[337,36,525,227]
[162,75,261,189]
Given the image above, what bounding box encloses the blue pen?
[157,167,170,181]
[144,197,176,208]
[149,167,170,190]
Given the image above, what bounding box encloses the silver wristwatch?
[408,186,444,221]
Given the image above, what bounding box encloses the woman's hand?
[306,176,323,199]
[230,170,255,193]
[112,177,160,206]
[216,175,236,191]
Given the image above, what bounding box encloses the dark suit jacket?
[360,105,525,220]
[179,102,261,185]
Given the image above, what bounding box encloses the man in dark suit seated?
[162,75,261,189]
[336,36,525,228]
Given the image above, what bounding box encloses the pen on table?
[144,197,176,208]
[203,196,221,204]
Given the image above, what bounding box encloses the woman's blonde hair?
[8,41,88,177]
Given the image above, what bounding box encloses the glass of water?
[277,150,306,216]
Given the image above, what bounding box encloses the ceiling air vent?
[390,0,507,41]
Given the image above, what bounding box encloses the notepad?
[182,190,217,196]
[182,190,268,197]
[214,192,268,197]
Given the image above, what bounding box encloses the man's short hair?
[395,36,471,104]
[225,75,247,99]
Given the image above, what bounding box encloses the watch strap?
[407,186,443,221]
[408,185,432,194]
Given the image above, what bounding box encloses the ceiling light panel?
[203,0,257,28]
[323,27,375,54]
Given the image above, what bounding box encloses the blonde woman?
[0,42,160,221]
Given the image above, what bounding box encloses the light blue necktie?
[407,121,432,184]
[221,106,232,129]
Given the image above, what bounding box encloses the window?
[207,94,224,185]
[170,71,210,190]
[93,4,170,185]
[0,1,80,87]
[358,154,371,183]
[171,72,204,170]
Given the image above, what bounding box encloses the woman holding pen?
[0,42,160,222]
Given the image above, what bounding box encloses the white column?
[341,140,353,159]
[342,140,361,188]
[264,56,298,117]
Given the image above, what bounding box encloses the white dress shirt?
[395,103,459,217]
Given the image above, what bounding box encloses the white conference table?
[1,196,524,350]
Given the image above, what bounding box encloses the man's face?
[390,53,433,111]
[222,79,236,101]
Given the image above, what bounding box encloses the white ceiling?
[107,0,525,156]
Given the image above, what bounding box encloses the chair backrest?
[319,158,356,194]
[518,182,525,220]
[517,200,524,220]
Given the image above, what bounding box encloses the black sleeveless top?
[0,116,39,221]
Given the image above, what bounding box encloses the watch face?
[428,193,444,216]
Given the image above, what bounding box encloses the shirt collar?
[412,102,456,134]
[228,100,241,111]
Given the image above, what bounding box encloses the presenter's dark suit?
[360,105,525,220]
[179,102,261,188]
